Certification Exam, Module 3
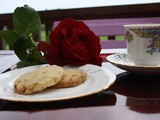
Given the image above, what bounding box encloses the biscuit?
[53,69,87,88]
[14,65,64,94]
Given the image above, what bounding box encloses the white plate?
[0,64,116,102]
[107,53,160,75]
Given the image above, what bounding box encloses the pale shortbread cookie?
[53,69,87,88]
[14,65,64,94]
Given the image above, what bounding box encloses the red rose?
[37,18,102,66]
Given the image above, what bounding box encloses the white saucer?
[106,53,160,75]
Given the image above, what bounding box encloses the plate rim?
[0,64,116,102]
[107,53,160,68]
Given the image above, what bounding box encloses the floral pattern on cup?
[125,30,134,43]
[147,36,160,55]
[130,28,160,55]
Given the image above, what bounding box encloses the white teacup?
[124,24,160,66]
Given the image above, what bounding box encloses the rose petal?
[38,18,102,66]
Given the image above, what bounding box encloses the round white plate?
[107,53,160,75]
[0,64,116,102]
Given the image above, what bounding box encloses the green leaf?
[0,30,20,46]
[13,5,41,39]
[17,59,45,68]
[17,61,37,68]
[14,38,36,61]
[27,47,43,62]
[14,38,44,65]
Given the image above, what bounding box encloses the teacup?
[124,24,160,66]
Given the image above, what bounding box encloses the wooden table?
[0,50,160,120]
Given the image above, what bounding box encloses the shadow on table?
[111,73,160,113]
[0,90,116,111]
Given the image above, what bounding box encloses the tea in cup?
[124,24,160,66]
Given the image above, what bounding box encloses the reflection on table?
[111,73,160,113]
[0,90,116,110]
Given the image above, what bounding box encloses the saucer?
[106,53,160,75]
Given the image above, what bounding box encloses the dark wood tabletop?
[1,51,160,120]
